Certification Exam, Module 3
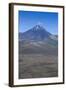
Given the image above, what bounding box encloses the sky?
[18,10,58,35]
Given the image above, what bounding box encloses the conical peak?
[34,24,44,30]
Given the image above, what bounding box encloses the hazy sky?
[18,10,58,35]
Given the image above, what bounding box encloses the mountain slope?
[19,24,58,79]
[19,24,58,55]
[19,25,52,41]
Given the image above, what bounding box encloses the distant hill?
[19,25,58,55]
[19,24,58,41]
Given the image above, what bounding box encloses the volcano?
[19,25,53,41]
[19,24,58,54]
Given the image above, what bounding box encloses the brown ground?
[19,54,58,79]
